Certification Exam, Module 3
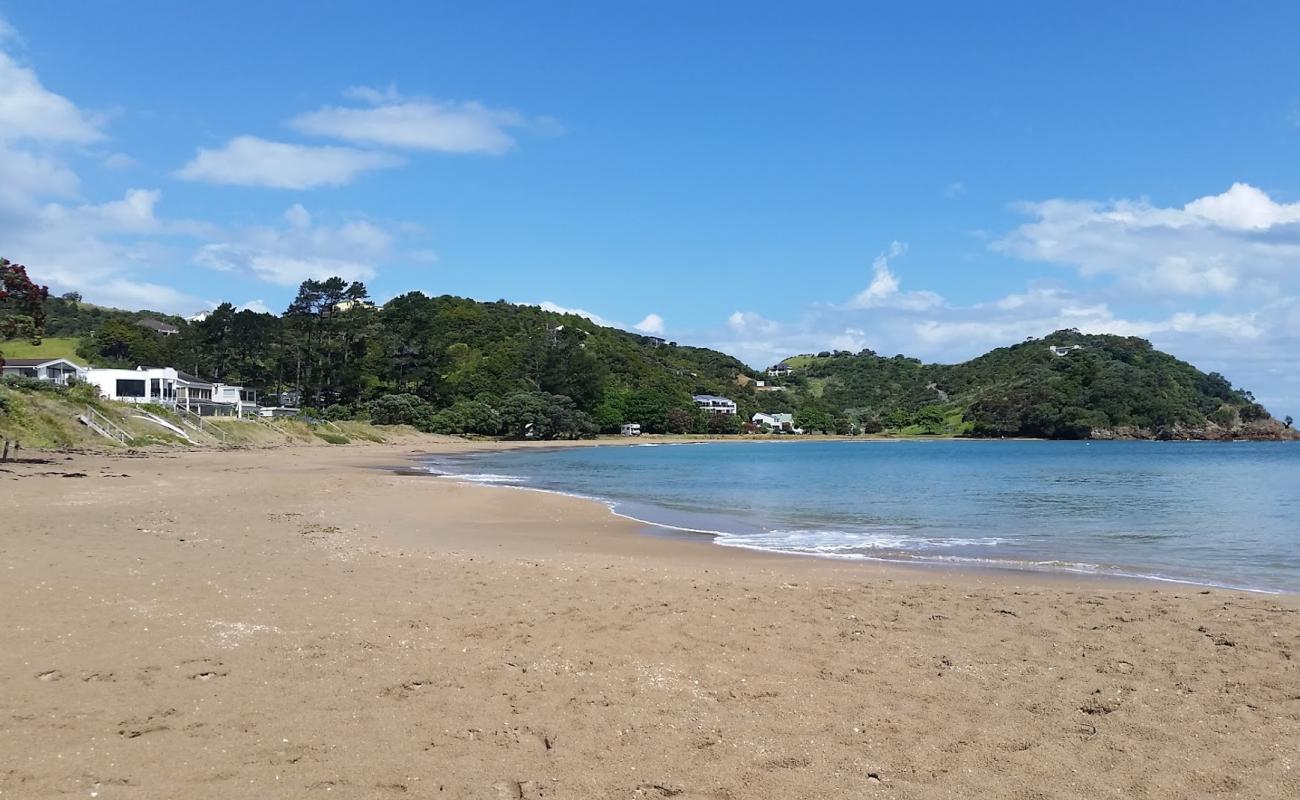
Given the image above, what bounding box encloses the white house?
[693,394,737,415]
[620,422,642,436]
[1,357,87,385]
[766,363,793,377]
[84,367,181,405]
[1048,345,1082,357]
[213,383,260,416]
[752,412,801,432]
[83,367,255,416]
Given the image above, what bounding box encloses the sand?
[1,442,1298,799]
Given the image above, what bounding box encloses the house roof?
[693,394,735,403]
[135,318,180,333]
[177,371,214,386]
[2,357,85,369]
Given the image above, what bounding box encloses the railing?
[175,404,228,444]
[80,405,131,445]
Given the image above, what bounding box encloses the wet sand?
[1,442,1297,799]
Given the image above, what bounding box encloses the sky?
[3,1,1300,417]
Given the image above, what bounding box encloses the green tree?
[0,259,49,366]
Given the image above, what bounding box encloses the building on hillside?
[331,299,376,313]
[186,310,211,323]
[766,363,792,377]
[84,367,180,405]
[620,422,642,436]
[83,367,258,417]
[693,394,737,415]
[752,412,801,433]
[0,357,88,385]
[643,336,667,347]
[1048,345,1082,357]
[135,318,180,336]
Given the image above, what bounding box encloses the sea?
[421,440,1300,594]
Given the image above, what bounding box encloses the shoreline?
[409,442,1297,597]
[4,442,1299,798]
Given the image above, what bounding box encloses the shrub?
[368,393,437,429]
[314,431,351,445]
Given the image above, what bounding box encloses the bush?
[368,393,437,429]
[314,431,351,445]
[323,403,355,421]
[427,399,501,435]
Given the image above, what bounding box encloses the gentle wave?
[714,528,1010,553]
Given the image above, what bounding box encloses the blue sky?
[3,2,1300,417]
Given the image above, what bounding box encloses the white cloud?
[0,14,17,42]
[945,181,965,198]
[727,310,779,334]
[537,301,616,328]
[634,313,665,334]
[847,241,943,310]
[175,135,402,189]
[239,299,272,314]
[290,89,532,154]
[0,143,80,206]
[996,183,1300,297]
[0,50,103,143]
[195,206,393,286]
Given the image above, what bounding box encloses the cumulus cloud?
[846,241,943,310]
[728,310,779,335]
[195,207,393,286]
[0,50,103,143]
[175,135,402,189]
[996,183,1300,296]
[290,88,534,155]
[634,313,665,335]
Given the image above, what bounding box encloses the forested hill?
[784,331,1293,439]
[12,275,1297,440]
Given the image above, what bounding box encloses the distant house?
[620,422,642,436]
[331,299,375,313]
[643,336,667,347]
[186,310,211,323]
[1,357,87,385]
[1048,345,1082,357]
[693,394,737,415]
[135,318,179,336]
[752,412,801,433]
[766,363,792,377]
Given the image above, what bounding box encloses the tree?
[1286,416,1294,429]
[0,259,49,367]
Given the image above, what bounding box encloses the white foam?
[444,472,524,485]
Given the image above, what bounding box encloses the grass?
[781,354,820,369]
[0,337,85,363]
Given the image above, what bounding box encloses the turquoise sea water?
[423,440,1300,593]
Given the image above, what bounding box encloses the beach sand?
[1,442,1297,799]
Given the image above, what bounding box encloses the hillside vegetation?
[782,331,1293,439]
[4,266,1296,441]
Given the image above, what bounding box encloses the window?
[150,379,160,398]
[116,379,146,398]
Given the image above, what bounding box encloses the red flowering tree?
[0,258,50,369]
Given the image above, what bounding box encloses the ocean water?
[423,440,1300,593]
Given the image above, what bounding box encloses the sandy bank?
[1,443,1297,799]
